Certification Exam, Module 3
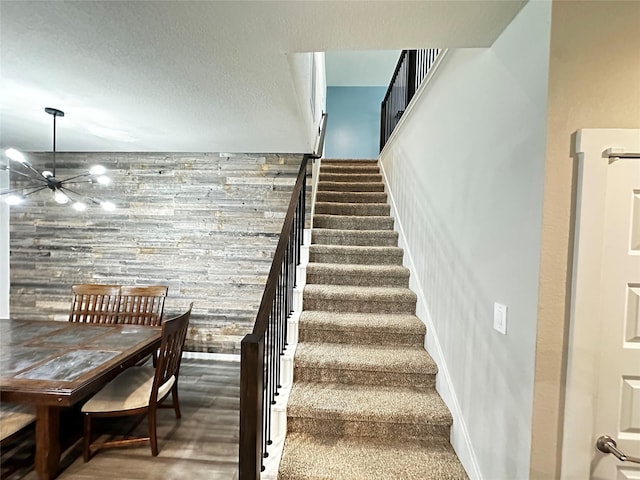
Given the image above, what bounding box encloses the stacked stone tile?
[278,160,468,479]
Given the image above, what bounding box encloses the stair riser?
[294,367,435,388]
[306,272,409,287]
[303,298,416,314]
[287,417,450,442]
[319,174,382,183]
[298,329,424,347]
[314,203,390,216]
[312,230,399,247]
[309,252,403,265]
[313,216,394,230]
[315,192,387,203]
[317,182,384,192]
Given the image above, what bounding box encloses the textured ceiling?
[0,0,527,153]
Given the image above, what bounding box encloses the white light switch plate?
[493,302,507,335]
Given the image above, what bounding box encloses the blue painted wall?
[325,86,387,159]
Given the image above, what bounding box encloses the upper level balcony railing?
[380,49,441,151]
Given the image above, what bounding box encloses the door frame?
[561,128,640,479]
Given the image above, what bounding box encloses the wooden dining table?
[0,318,162,480]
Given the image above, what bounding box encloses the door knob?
[596,435,640,464]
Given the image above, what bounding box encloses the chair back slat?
[69,285,120,324]
[151,303,192,406]
[117,286,168,326]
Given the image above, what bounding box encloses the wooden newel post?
[239,335,264,480]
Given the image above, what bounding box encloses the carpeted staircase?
[278,160,468,479]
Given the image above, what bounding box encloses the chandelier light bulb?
[42,170,53,178]
[73,201,87,212]
[54,190,70,204]
[100,200,115,211]
[89,165,106,176]
[4,194,24,206]
[5,148,26,164]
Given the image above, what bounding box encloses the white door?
[562,129,640,480]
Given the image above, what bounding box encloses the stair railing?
[239,113,327,480]
[379,48,441,151]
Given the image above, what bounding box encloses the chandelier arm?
[60,180,98,186]
[59,186,111,208]
[0,184,49,196]
[85,196,109,206]
[59,172,92,183]
[58,185,92,201]
[20,163,49,180]
[22,186,49,197]
[3,167,48,182]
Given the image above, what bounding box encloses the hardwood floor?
[1,358,240,480]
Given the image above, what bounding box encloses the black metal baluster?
[275,260,284,392]
[262,313,270,462]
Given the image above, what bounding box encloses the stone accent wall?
[7,152,307,354]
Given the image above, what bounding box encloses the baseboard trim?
[379,161,482,480]
[182,351,240,362]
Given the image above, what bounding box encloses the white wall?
[0,165,8,318]
[288,52,327,154]
[379,2,551,478]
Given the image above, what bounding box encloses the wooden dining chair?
[117,285,168,326]
[69,284,121,324]
[81,303,192,461]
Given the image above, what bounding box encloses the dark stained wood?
[34,406,59,480]
[68,285,121,324]
[117,286,168,327]
[83,307,191,460]
[239,337,263,480]
[1,319,162,479]
[2,358,241,480]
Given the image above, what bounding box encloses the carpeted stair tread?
[309,244,403,256]
[304,284,415,302]
[319,173,383,183]
[322,159,379,165]
[313,214,394,230]
[309,244,404,265]
[306,263,409,287]
[294,343,437,375]
[317,181,384,192]
[278,433,468,480]
[303,284,416,314]
[298,311,426,346]
[299,311,425,335]
[320,165,380,174]
[314,201,390,216]
[311,228,399,246]
[287,382,452,426]
[315,191,387,203]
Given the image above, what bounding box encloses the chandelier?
[0,107,115,212]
